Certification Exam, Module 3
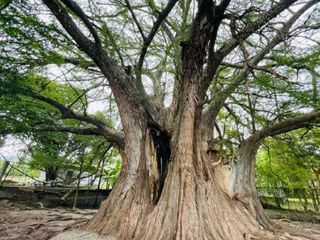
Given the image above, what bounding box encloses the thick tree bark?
[229,137,275,229]
[39,1,319,239]
[87,77,301,240]
[86,112,306,239]
[86,10,312,239]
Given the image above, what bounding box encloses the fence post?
[0,161,10,184]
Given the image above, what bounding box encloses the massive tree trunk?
[86,95,305,239]
[39,1,320,239]
[87,72,294,240]
[228,137,275,229]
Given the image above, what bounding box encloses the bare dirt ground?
[1,200,320,240]
[0,200,96,240]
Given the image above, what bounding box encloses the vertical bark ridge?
[87,114,312,239]
[86,95,152,238]
[233,137,276,229]
[87,52,311,240]
[131,90,261,239]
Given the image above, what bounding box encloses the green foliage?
[0,2,75,69]
[24,131,121,184]
[256,129,320,188]
[104,150,121,189]
[28,132,70,171]
[1,0,319,193]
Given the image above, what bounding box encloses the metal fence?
[0,160,113,189]
[257,186,320,212]
[2,160,319,212]
[0,159,44,185]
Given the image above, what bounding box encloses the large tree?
[1,0,320,239]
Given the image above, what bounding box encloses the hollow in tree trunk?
[38,1,320,239]
[87,84,294,239]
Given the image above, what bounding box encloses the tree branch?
[35,125,104,136]
[124,0,146,41]
[0,124,113,138]
[42,0,160,126]
[41,1,132,100]
[61,0,102,47]
[256,111,320,140]
[216,0,298,61]
[146,1,175,41]
[25,90,124,148]
[135,0,179,89]
[0,0,12,13]
[42,0,95,54]
[204,0,316,122]
[203,0,231,97]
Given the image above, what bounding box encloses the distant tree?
[256,129,320,210]
[257,129,320,187]
[28,132,69,181]
[256,136,312,189]
[25,132,115,183]
[1,0,320,239]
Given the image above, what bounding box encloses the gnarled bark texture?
[86,91,308,239]
[86,51,302,240]
[38,1,320,239]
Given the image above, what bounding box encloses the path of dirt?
[1,200,320,240]
[0,200,96,240]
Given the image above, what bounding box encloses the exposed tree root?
[1,199,319,240]
[86,169,320,240]
[0,200,96,240]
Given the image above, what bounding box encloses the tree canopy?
[1,0,320,239]
[1,0,319,147]
[257,129,320,188]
